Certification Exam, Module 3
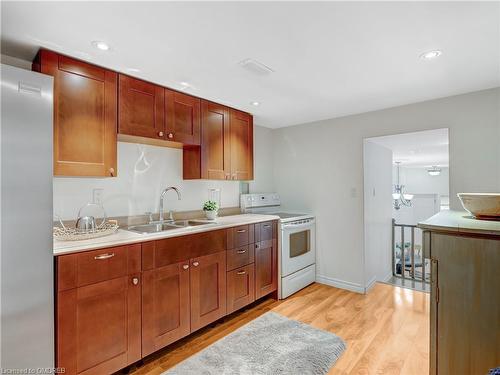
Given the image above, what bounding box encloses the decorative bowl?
[457,193,500,219]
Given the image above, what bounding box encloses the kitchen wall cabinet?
[190,251,227,331]
[183,101,254,180]
[184,101,231,179]
[33,50,252,180]
[165,89,201,145]
[118,75,165,139]
[33,50,117,177]
[229,109,254,180]
[56,245,141,375]
[55,221,278,374]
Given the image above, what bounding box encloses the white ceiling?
[367,128,449,167]
[2,2,499,128]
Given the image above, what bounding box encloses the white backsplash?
[54,142,241,220]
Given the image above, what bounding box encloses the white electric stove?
[240,193,316,299]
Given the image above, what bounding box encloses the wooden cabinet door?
[200,101,231,179]
[165,90,201,145]
[57,276,141,375]
[190,251,227,331]
[229,109,254,180]
[255,221,278,299]
[430,233,500,375]
[142,261,191,356]
[118,75,165,139]
[34,50,117,177]
[227,264,255,314]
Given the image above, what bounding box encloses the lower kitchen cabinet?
[227,264,255,314]
[255,221,278,299]
[190,251,227,331]
[426,231,500,375]
[142,261,191,356]
[57,275,141,375]
[55,221,278,374]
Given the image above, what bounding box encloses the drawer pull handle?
[132,277,139,285]
[182,264,189,270]
[237,249,247,254]
[237,271,246,275]
[192,261,200,267]
[236,229,246,233]
[94,253,115,260]
[263,224,271,228]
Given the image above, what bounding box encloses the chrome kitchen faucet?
[159,186,182,222]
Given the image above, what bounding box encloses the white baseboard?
[364,276,377,293]
[381,272,393,283]
[316,275,365,294]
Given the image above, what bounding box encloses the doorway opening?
[363,129,449,292]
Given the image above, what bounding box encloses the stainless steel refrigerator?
[1,64,54,369]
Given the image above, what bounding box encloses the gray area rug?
[165,312,346,375]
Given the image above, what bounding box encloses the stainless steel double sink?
[126,219,217,234]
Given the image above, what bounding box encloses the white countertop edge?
[53,214,280,256]
[418,210,500,235]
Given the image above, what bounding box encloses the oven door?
[281,219,316,277]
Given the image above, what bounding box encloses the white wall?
[273,88,500,292]
[54,142,241,220]
[363,141,393,289]
[249,125,274,193]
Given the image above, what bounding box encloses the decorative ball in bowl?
[457,193,500,219]
[203,200,219,220]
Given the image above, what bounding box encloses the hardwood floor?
[128,282,430,375]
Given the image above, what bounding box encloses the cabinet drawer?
[142,229,226,270]
[227,245,254,271]
[57,244,141,291]
[227,264,255,314]
[227,225,254,249]
[255,221,274,243]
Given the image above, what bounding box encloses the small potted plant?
[203,200,219,220]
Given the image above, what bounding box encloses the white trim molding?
[364,276,377,293]
[316,275,365,294]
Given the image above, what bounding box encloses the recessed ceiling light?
[126,68,140,73]
[180,82,190,87]
[420,50,442,60]
[250,101,260,106]
[91,41,110,51]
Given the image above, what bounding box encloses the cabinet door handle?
[132,277,139,285]
[236,249,246,254]
[158,131,164,137]
[237,270,246,275]
[236,229,246,233]
[109,167,115,176]
[167,132,174,139]
[255,243,260,249]
[263,224,271,228]
[94,253,115,260]
[182,264,189,270]
[192,261,199,267]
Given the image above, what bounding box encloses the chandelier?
[393,162,413,210]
